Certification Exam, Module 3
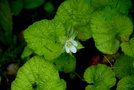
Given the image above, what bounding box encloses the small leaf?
[24,20,66,60]
[44,2,55,14]
[23,0,44,9]
[53,53,76,72]
[9,0,23,15]
[84,64,116,90]
[121,38,134,57]
[117,75,134,90]
[113,54,134,79]
[21,46,34,59]
[91,10,133,54]
[11,56,66,90]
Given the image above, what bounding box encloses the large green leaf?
[84,64,116,90]
[24,20,67,60]
[117,75,134,90]
[53,53,76,72]
[91,10,133,54]
[121,38,134,57]
[23,0,44,9]
[11,56,66,90]
[0,0,12,45]
[54,0,93,41]
[9,0,23,15]
[113,54,134,79]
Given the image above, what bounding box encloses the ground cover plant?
[0,0,134,90]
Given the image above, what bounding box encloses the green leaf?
[23,0,44,9]
[54,0,93,41]
[53,53,76,72]
[91,10,133,54]
[84,64,116,90]
[89,0,132,15]
[11,56,66,90]
[24,20,67,60]
[117,75,134,90]
[114,0,132,15]
[44,2,55,14]
[0,0,13,45]
[86,0,112,9]
[102,6,118,20]
[9,0,23,16]
[21,46,34,59]
[113,54,134,79]
[121,38,134,57]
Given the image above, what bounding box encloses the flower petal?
[65,46,70,53]
[70,39,78,47]
[70,46,77,53]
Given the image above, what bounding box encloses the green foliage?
[0,36,24,64]
[84,64,116,90]
[24,20,67,60]
[113,54,134,79]
[11,0,134,89]
[0,0,12,46]
[91,9,133,54]
[44,2,55,14]
[85,0,111,9]
[85,0,132,15]
[21,46,33,59]
[115,0,132,15]
[11,56,66,90]
[53,53,76,72]
[121,38,134,57]
[54,0,93,41]
[9,0,23,15]
[117,75,134,90]
[23,0,44,9]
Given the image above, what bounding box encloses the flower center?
[66,41,73,47]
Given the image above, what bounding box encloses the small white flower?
[65,39,78,53]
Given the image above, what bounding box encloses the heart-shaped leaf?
[84,64,116,90]
[91,10,133,54]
